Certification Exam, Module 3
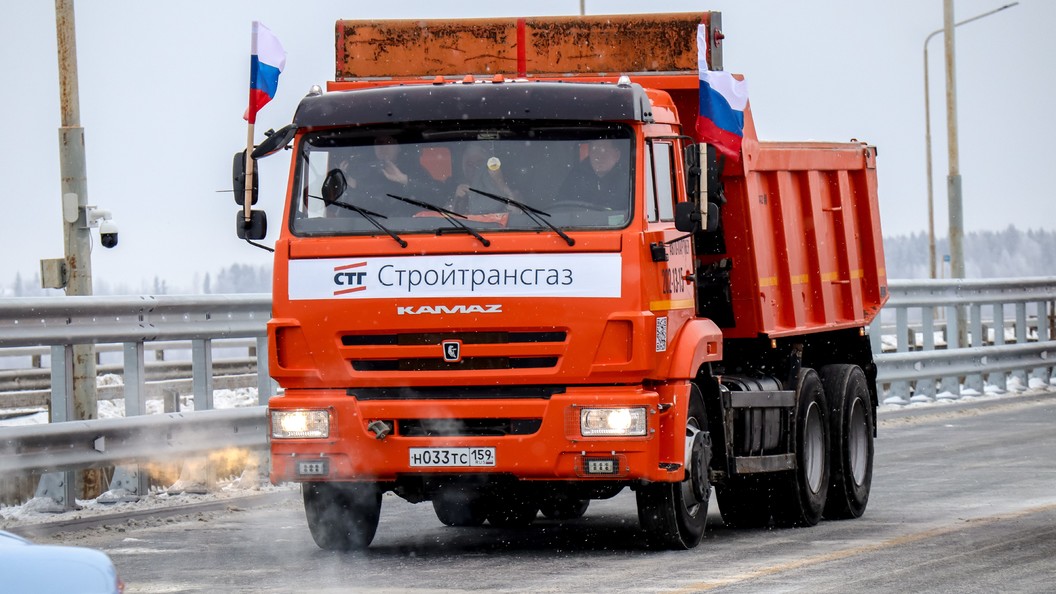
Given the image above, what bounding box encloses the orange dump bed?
[719,134,887,339]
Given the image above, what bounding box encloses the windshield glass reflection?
[290,122,633,237]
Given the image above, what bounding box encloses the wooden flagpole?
[243,21,258,223]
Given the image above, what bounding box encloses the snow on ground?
[880,374,1056,407]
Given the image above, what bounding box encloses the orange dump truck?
[233,12,887,550]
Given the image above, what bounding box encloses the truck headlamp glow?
[271,409,330,439]
[579,407,647,437]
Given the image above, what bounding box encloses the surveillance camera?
[99,220,119,248]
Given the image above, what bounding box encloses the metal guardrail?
[0,279,1053,507]
[0,294,274,413]
[0,294,273,508]
[0,406,267,475]
[870,277,1055,402]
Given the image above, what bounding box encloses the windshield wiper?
[468,187,575,246]
[310,194,407,248]
[385,194,490,247]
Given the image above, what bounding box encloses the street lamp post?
[923,2,1017,279]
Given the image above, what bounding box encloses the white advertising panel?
[288,253,622,300]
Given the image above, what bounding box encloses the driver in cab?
[556,138,630,212]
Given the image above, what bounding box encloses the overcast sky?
[1,0,1050,292]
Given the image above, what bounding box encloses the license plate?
[409,447,496,467]
[297,459,329,476]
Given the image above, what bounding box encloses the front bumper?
[269,384,688,484]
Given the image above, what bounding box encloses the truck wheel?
[432,487,488,527]
[636,386,711,549]
[539,496,590,521]
[820,364,874,520]
[302,482,382,550]
[772,368,829,527]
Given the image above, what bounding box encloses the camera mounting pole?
[49,0,101,502]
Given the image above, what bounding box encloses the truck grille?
[348,385,565,400]
[341,330,566,372]
[398,418,542,437]
[341,331,566,346]
[352,357,558,372]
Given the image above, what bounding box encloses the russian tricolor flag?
[244,21,286,124]
[696,24,748,161]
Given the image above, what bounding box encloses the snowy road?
[25,392,1056,593]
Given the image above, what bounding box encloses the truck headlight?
[579,407,647,437]
[271,409,330,439]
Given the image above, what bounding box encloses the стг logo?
[333,262,368,296]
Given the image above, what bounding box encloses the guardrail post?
[176,338,217,495]
[939,303,961,398]
[888,307,911,403]
[101,341,150,503]
[33,345,78,511]
[1033,300,1053,385]
[913,306,937,400]
[192,338,214,411]
[991,303,1007,392]
[122,341,146,416]
[1013,303,1028,388]
[965,303,984,394]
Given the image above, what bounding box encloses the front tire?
[303,482,382,550]
[820,364,874,519]
[636,385,711,549]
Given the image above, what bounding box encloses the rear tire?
[302,482,382,550]
[772,368,829,527]
[636,385,711,549]
[820,364,874,519]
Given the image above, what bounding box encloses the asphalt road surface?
[36,393,1056,593]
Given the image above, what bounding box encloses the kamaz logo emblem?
[442,340,462,363]
[396,304,503,315]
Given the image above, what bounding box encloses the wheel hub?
[685,429,712,503]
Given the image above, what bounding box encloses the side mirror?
[675,201,702,233]
[232,151,258,206]
[251,124,297,159]
[321,169,348,205]
[235,210,267,240]
[675,201,720,234]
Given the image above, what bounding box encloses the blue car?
[0,530,123,593]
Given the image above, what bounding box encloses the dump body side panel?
[714,138,887,339]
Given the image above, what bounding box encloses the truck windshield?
[289,122,633,237]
